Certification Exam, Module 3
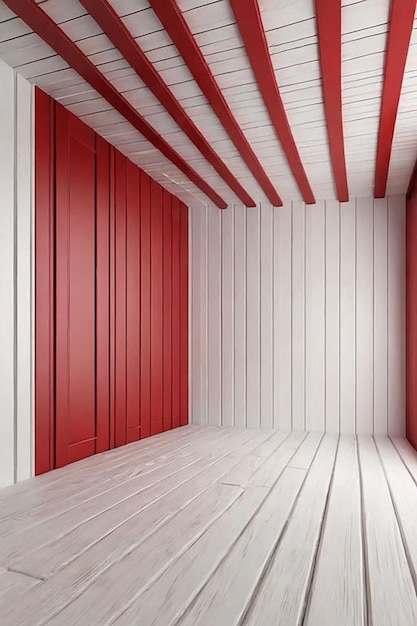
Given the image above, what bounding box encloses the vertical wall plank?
[126,161,140,443]
[221,206,234,426]
[140,171,151,439]
[374,198,388,434]
[179,202,189,426]
[246,206,261,428]
[96,137,110,453]
[260,203,273,429]
[163,190,173,431]
[273,204,292,429]
[388,195,406,435]
[234,205,247,427]
[325,200,340,432]
[109,147,116,449]
[292,201,306,430]
[150,180,164,435]
[340,200,356,433]
[305,201,325,431]
[356,197,374,434]
[207,205,222,426]
[171,197,181,429]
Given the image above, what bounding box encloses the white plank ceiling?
[0,0,416,207]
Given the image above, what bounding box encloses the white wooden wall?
[0,59,34,488]
[189,196,406,435]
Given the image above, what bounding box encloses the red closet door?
[55,105,99,468]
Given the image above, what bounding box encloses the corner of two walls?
[406,180,417,449]
[0,59,34,488]
[189,197,406,436]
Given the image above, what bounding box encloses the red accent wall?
[35,89,189,473]
[407,177,417,450]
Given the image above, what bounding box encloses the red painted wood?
[80,0,255,208]
[374,0,415,198]
[406,172,417,451]
[114,151,128,448]
[162,190,173,433]
[171,197,181,429]
[148,0,282,207]
[315,0,349,202]
[179,202,189,426]
[54,105,97,468]
[34,88,55,475]
[150,180,164,435]
[126,160,141,444]
[4,0,227,210]
[109,147,116,450]
[95,136,111,453]
[229,0,315,205]
[140,172,152,439]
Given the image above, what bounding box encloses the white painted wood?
[221,205,234,426]
[340,200,356,433]
[273,204,292,429]
[387,195,406,435]
[373,198,388,434]
[245,434,338,625]
[246,206,261,428]
[0,567,39,602]
[305,436,365,626]
[357,435,417,625]
[260,203,273,428]
[0,59,34,488]
[233,205,246,427]
[305,200,325,431]
[356,197,374,434]
[325,200,340,432]
[288,431,323,469]
[207,205,222,426]
[292,201,306,430]
[248,430,306,487]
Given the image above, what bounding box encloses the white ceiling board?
[39,0,88,24]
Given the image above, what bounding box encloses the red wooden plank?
[55,105,96,468]
[229,0,315,205]
[140,172,151,439]
[150,180,164,436]
[95,135,111,453]
[314,0,348,202]
[374,0,415,198]
[34,88,55,475]
[179,202,189,426]
[148,0,282,207]
[126,160,141,444]
[114,151,127,448]
[171,197,181,429]
[407,170,417,450]
[4,0,227,210]
[109,147,116,450]
[80,0,255,208]
[162,190,173,433]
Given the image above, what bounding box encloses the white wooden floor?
[1,426,417,625]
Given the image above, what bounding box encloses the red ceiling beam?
[4,0,227,209]
[229,0,316,204]
[149,0,284,206]
[80,0,256,208]
[314,0,348,202]
[374,0,415,199]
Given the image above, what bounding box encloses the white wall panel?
[190,195,406,435]
[0,59,34,487]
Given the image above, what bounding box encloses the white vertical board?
[246,206,261,428]
[234,205,246,428]
[0,60,34,488]
[273,205,292,429]
[388,195,406,435]
[260,204,273,429]
[356,197,373,434]
[325,200,340,432]
[373,198,388,434]
[292,201,306,430]
[207,205,221,426]
[340,200,356,434]
[199,206,209,426]
[305,200,325,431]
[221,206,234,426]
